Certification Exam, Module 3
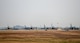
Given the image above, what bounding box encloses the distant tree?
[70,24,73,30]
[51,24,55,29]
[24,25,27,29]
[69,24,79,30]
[30,26,33,29]
[7,26,10,30]
[44,24,47,31]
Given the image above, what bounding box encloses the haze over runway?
[0,0,80,27]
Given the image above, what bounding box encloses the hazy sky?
[0,0,80,27]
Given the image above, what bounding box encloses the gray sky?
[0,0,80,27]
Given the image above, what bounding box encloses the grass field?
[0,30,80,43]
